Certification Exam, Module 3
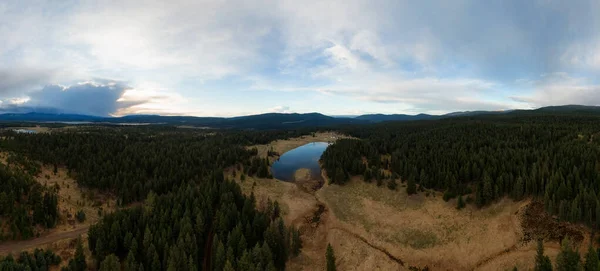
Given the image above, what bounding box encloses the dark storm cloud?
[23,81,132,116]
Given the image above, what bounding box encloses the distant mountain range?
[1,105,599,129]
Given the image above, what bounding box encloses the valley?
[1,111,599,270]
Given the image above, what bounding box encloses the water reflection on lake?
[13,129,37,134]
[271,142,329,182]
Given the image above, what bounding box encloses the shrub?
[76,210,86,222]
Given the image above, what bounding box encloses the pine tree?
[74,237,87,271]
[125,250,138,271]
[290,228,302,257]
[334,168,346,184]
[595,200,600,227]
[214,238,226,271]
[483,174,494,204]
[363,169,372,183]
[99,254,120,271]
[556,237,581,271]
[584,245,598,271]
[456,195,466,210]
[387,178,397,190]
[407,178,417,195]
[534,239,552,271]
[513,177,524,200]
[223,260,235,271]
[238,250,253,271]
[326,243,336,271]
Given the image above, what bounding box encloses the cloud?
[2,0,600,116]
[268,105,292,114]
[0,79,182,117]
[511,73,600,107]
[9,80,190,117]
[19,81,131,116]
[0,68,55,96]
[561,41,600,70]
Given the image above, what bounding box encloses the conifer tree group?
[321,114,600,226]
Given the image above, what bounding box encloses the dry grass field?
[36,167,116,230]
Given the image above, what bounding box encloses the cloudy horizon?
[1,0,599,117]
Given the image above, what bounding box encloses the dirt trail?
[0,226,89,254]
[471,243,520,270]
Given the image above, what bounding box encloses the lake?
[13,129,37,134]
[271,142,329,182]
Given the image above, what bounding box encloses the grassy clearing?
[36,166,116,229]
[318,177,530,270]
[0,152,115,230]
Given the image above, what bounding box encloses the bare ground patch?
[521,201,585,244]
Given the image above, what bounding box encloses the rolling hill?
[0,105,599,129]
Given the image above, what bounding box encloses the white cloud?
[268,105,292,114]
[512,73,600,106]
[0,68,55,95]
[115,82,188,116]
[561,41,600,70]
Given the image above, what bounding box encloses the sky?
[1,0,600,117]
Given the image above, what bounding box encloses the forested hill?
[0,112,369,129]
[2,105,600,129]
[321,113,600,228]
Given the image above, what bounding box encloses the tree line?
[0,248,61,270]
[322,114,600,227]
[0,128,308,204]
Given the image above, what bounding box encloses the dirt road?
[0,226,89,254]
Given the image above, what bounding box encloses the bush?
[406,179,417,195]
[442,190,456,202]
[387,179,397,190]
[456,196,466,209]
[76,210,86,222]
